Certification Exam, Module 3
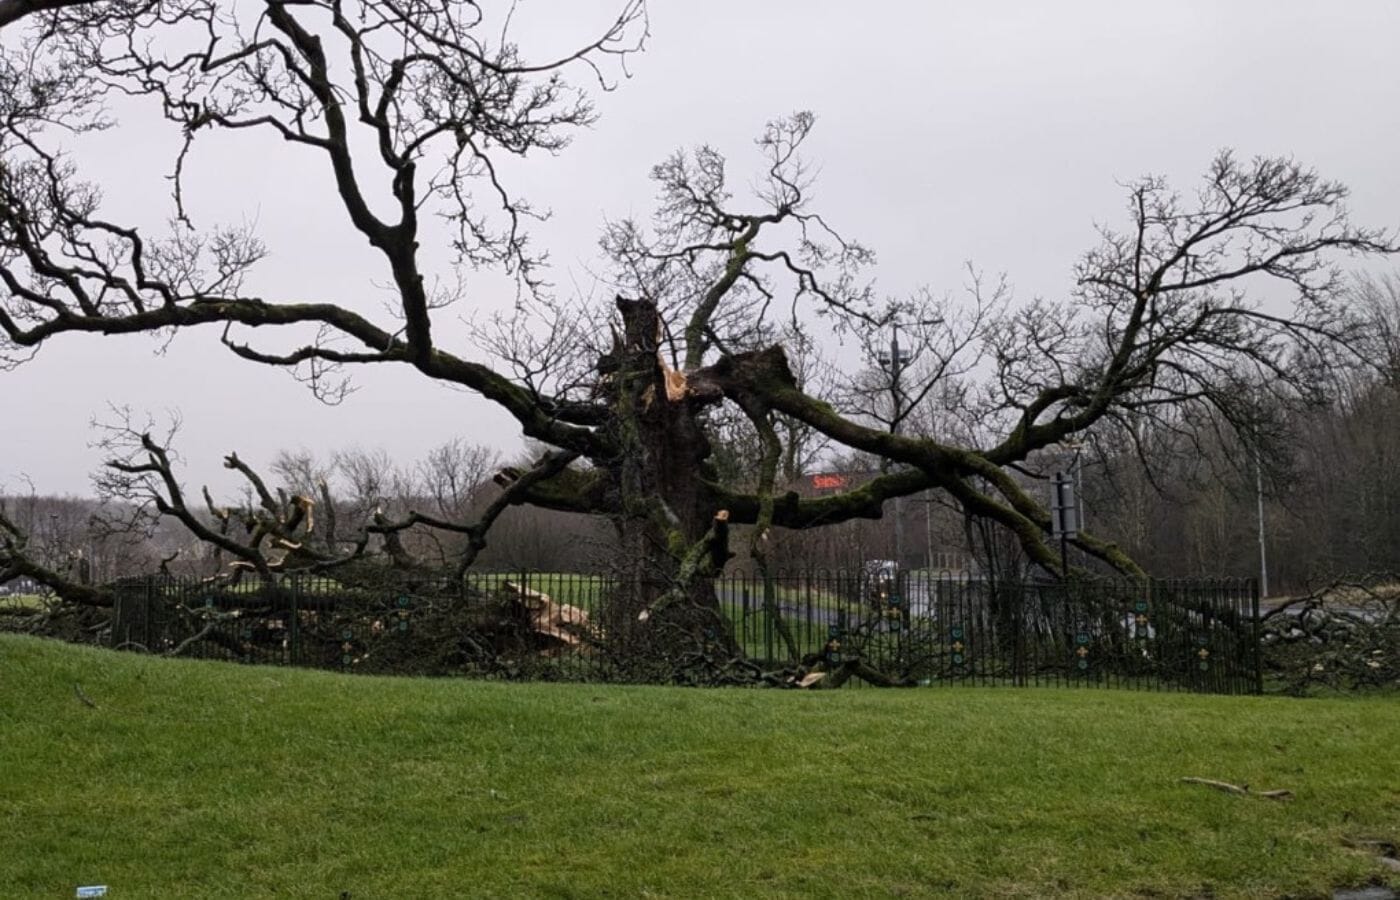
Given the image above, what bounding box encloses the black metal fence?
[107,571,1261,693]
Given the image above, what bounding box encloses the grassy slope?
[1,635,1397,900]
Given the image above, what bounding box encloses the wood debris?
[1180,777,1293,800]
[503,581,592,652]
[663,366,687,401]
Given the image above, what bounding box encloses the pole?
[1074,450,1084,532]
[1251,578,1263,694]
[1255,453,1269,599]
[891,325,905,569]
[1054,474,1070,576]
[894,497,905,567]
[925,488,933,572]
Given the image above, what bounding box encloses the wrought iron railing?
[106,570,1261,693]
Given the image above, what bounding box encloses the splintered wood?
[663,366,687,401]
[503,581,592,653]
[640,365,690,410]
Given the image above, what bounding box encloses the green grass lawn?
[2,634,1397,899]
[0,593,48,611]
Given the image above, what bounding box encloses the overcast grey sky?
[4,0,1399,496]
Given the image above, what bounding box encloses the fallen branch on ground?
[1180,777,1293,800]
[73,682,97,709]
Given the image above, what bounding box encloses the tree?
[1,0,1395,632]
[0,0,96,29]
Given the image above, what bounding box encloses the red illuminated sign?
[811,474,847,490]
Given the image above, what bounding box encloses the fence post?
[1251,578,1263,695]
[1012,582,1024,687]
[109,581,123,649]
[290,576,301,666]
[144,574,154,650]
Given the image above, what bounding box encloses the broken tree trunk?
[501,580,595,654]
[596,296,738,664]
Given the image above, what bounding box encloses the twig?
[72,682,98,709]
[1180,777,1293,800]
[166,620,216,657]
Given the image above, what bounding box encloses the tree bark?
[597,297,736,662]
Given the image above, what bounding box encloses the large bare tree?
[1,0,1395,624]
